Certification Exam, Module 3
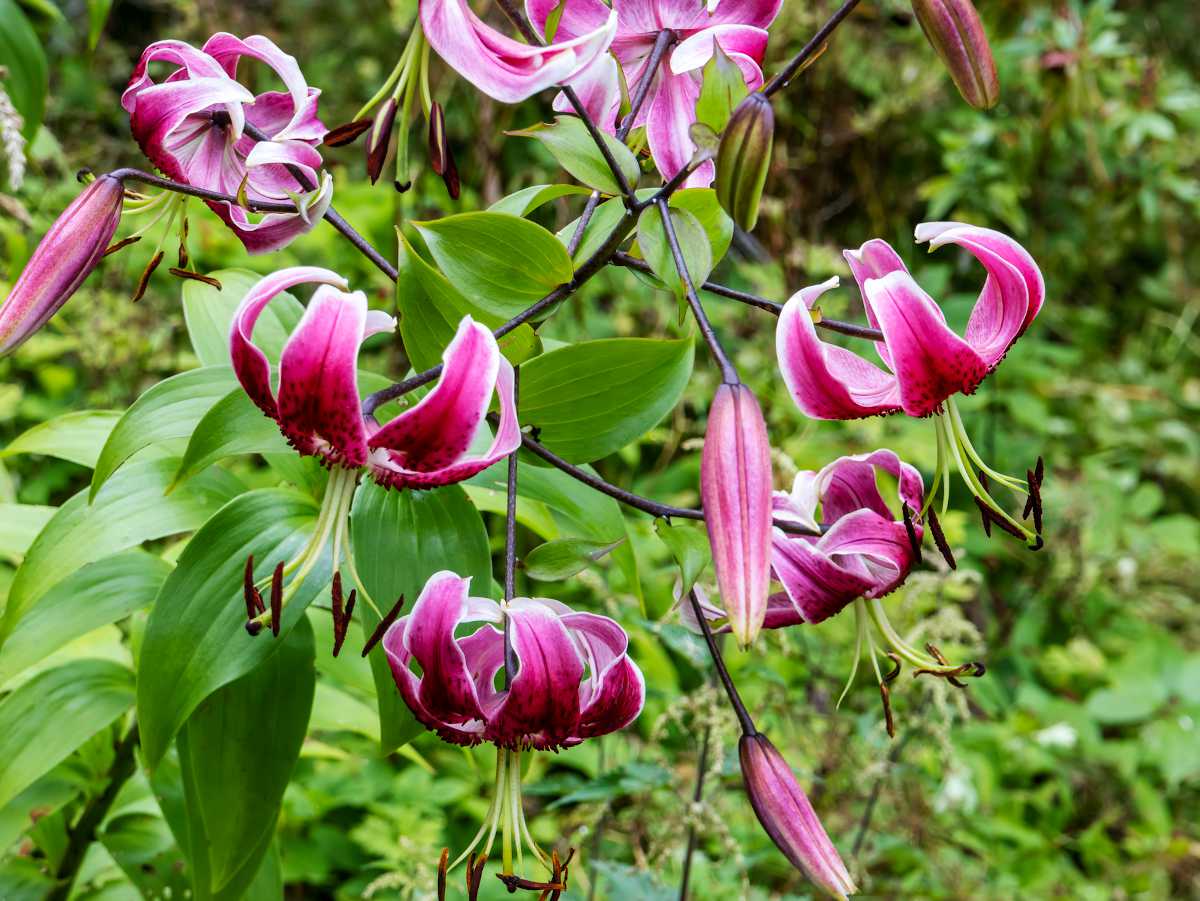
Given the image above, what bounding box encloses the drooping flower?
[740,732,857,900]
[421,0,617,104]
[384,570,644,880]
[776,222,1046,549]
[0,174,123,355]
[528,0,782,186]
[122,33,332,253]
[701,382,773,648]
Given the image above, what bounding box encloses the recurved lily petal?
[368,316,520,490]
[701,383,773,647]
[562,612,647,738]
[739,733,857,899]
[422,0,617,104]
[0,175,124,356]
[911,0,999,110]
[776,277,902,420]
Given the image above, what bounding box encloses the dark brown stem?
[610,252,886,341]
[656,197,739,384]
[688,589,757,736]
[677,722,711,901]
[762,0,864,97]
[48,724,139,901]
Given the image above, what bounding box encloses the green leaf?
[137,489,324,767]
[522,537,625,581]
[489,183,592,218]
[653,520,711,597]
[86,0,113,49]
[670,188,734,268]
[519,337,694,463]
[695,42,750,133]
[0,503,53,562]
[173,388,290,487]
[2,410,121,468]
[177,617,314,895]
[396,230,541,373]
[556,196,630,266]
[91,367,237,499]
[413,212,574,320]
[637,204,713,299]
[2,460,241,647]
[182,269,303,368]
[509,117,640,196]
[0,551,171,686]
[0,659,134,808]
[350,482,491,753]
[0,0,48,140]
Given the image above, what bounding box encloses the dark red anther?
[428,102,449,175]
[902,503,922,557]
[974,496,993,537]
[366,97,398,185]
[132,250,164,302]
[394,179,412,193]
[497,873,565,893]
[330,573,357,658]
[977,500,1025,541]
[168,268,222,290]
[925,506,956,570]
[467,853,488,900]
[102,235,142,257]
[879,681,895,739]
[362,594,406,657]
[441,148,461,200]
[437,847,448,901]
[243,555,265,628]
[884,651,902,685]
[322,118,374,147]
[1034,455,1045,488]
[1025,467,1044,535]
[270,561,284,637]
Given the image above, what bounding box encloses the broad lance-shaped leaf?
[413,211,574,320]
[518,337,694,464]
[489,183,592,218]
[177,616,314,896]
[0,550,171,686]
[0,659,135,808]
[637,204,713,301]
[0,503,54,562]
[508,117,640,197]
[2,459,242,648]
[1,409,121,468]
[522,537,625,581]
[350,481,491,753]
[181,268,303,368]
[137,488,326,767]
[91,366,238,500]
[173,388,291,487]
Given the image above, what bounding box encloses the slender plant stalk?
[677,722,711,901]
[502,371,521,688]
[687,589,757,736]
[762,0,864,97]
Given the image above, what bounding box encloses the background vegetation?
[1,0,1198,898]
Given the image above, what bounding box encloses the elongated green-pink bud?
[701,382,773,647]
[714,93,774,231]
[912,0,999,110]
[740,733,857,899]
[0,174,123,355]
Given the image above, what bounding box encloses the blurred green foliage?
[1,0,1198,898]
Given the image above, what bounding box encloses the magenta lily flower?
[384,570,644,876]
[528,0,782,186]
[740,732,857,899]
[0,175,123,355]
[421,0,617,104]
[777,222,1046,549]
[122,33,332,254]
[701,382,773,648]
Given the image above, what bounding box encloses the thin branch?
[656,197,739,384]
[851,713,918,858]
[515,427,820,536]
[48,725,140,901]
[362,207,638,414]
[611,252,886,341]
[762,0,863,97]
[502,370,520,689]
[678,722,711,901]
[688,589,757,736]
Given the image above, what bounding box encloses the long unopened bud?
[0,174,123,355]
[739,733,857,900]
[701,383,773,647]
[911,0,999,110]
[714,93,774,232]
[366,97,398,185]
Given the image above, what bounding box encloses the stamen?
[103,235,142,257]
[244,556,265,635]
[469,853,488,900]
[132,250,164,302]
[974,497,1025,540]
[362,594,406,657]
[497,873,566,894]
[925,507,957,570]
[1025,466,1044,535]
[270,562,284,637]
[974,496,993,537]
[323,118,374,146]
[437,848,448,901]
[883,651,902,685]
[394,179,412,193]
[902,504,921,557]
[1034,455,1045,487]
[168,268,222,289]
[879,681,895,739]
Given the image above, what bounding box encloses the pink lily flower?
[122,33,332,254]
[528,0,782,186]
[421,0,618,104]
[776,222,1046,550]
[383,570,645,750]
[0,175,123,355]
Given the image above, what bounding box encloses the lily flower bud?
[701,383,773,648]
[714,93,774,232]
[366,97,398,185]
[0,174,123,355]
[739,733,857,900]
[911,0,1000,110]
